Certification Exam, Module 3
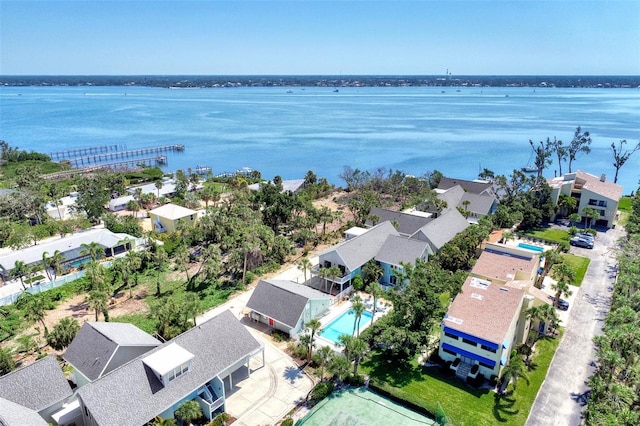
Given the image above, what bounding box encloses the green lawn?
[618,196,632,212]
[519,228,571,244]
[361,331,563,426]
[559,254,590,287]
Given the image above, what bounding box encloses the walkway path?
[526,225,623,425]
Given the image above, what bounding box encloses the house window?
[599,210,605,216]
[390,275,397,285]
[442,347,457,356]
[479,361,493,369]
[598,200,607,207]
[462,338,477,347]
[324,261,332,268]
[588,199,598,206]
[481,345,497,353]
[444,331,458,340]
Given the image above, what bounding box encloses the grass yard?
[520,228,571,244]
[618,196,632,212]
[560,254,591,287]
[361,331,563,426]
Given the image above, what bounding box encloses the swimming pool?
[320,309,374,344]
[518,243,545,252]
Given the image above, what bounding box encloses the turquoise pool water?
[320,309,374,344]
[518,243,545,252]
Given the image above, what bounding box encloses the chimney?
[600,174,606,182]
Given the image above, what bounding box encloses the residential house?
[246,279,332,336]
[374,235,431,285]
[439,276,530,380]
[410,209,470,256]
[63,322,162,387]
[0,228,141,282]
[547,170,623,228]
[435,184,498,224]
[107,195,134,212]
[437,177,496,197]
[365,207,433,236]
[248,179,306,193]
[149,203,198,233]
[0,356,74,425]
[45,192,81,220]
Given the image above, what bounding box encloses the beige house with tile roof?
[547,170,623,228]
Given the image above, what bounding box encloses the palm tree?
[87,290,109,321]
[18,293,48,336]
[151,416,177,426]
[328,353,351,382]
[46,317,80,350]
[12,260,28,290]
[557,194,577,218]
[501,355,530,393]
[551,277,573,309]
[50,250,65,280]
[351,295,366,336]
[313,345,334,380]
[174,400,202,426]
[581,207,599,229]
[152,246,168,296]
[568,213,582,227]
[536,248,563,288]
[367,281,383,320]
[154,180,163,198]
[41,251,53,281]
[303,318,322,363]
[326,265,342,296]
[174,246,191,283]
[85,261,108,292]
[501,231,514,245]
[349,337,368,376]
[81,241,104,262]
[297,257,312,283]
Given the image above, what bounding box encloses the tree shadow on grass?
[363,352,424,387]
[492,393,519,423]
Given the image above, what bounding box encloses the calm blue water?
[1,85,639,192]
[321,309,374,344]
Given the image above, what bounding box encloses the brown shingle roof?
[575,170,623,200]
[444,276,524,344]
[471,248,538,282]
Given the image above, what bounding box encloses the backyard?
[360,331,563,426]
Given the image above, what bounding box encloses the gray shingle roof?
[247,280,330,329]
[438,177,494,195]
[365,207,433,236]
[0,397,48,426]
[324,221,399,271]
[375,235,429,266]
[0,356,72,411]
[63,322,161,381]
[411,209,470,251]
[77,310,262,426]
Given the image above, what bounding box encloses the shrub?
[208,412,229,426]
[292,342,308,360]
[585,228,597,236]
[568,226,578,235]
[309,381,334,406]
[346,373,365,386]
[280,418,294,426]
[271,330,290,342]
[489,374,498,386]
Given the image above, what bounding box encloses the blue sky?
[1,0,639,75]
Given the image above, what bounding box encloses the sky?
[1,0,639,75]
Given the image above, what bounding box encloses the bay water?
[1,85,639,193]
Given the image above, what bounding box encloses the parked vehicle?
[576,233,595,241]
[570,237,594,249]
[549,296,570,310]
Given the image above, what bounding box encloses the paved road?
[526,226,623,426]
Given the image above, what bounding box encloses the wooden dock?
[60,145,184,167]
[42,156,167,180]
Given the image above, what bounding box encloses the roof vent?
[471,293,484,300]
[600,174,606,182]
[499,287,509,292]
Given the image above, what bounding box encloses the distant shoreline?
[2,75,639,89]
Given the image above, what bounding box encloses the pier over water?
[51,144,184,167]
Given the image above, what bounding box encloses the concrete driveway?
[526,226,623,425]
[196,267,315,426]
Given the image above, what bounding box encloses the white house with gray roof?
[315,221,430,291]
[0,228,142,282]
[0,397,49,426]
[63,322,162,387]
[0,356,73,425]
[74,310,263,425]
[411,209,470,255]
[246,279,332,336]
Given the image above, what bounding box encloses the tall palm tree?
[536,248,563,288]
[351,295,366,336]
[81,241,104,262]
[326,265,342,295]
[551,263,574,308]
[18,293,48,336]
[297,257,312,283]
[551,280,573,309]
[349,337,368,376]
[581,206,599,229]
[50,250,65,280]
[12,260,28,290]
[313,345,334,380]
[154,180,163,198]
[367,281,384,320]
[303,318,322,363]
[501,355,530,393]
[41,251,53,281]
[87,290,109,321]
[328,354,351,382]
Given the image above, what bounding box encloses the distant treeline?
[1,75,639,88]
